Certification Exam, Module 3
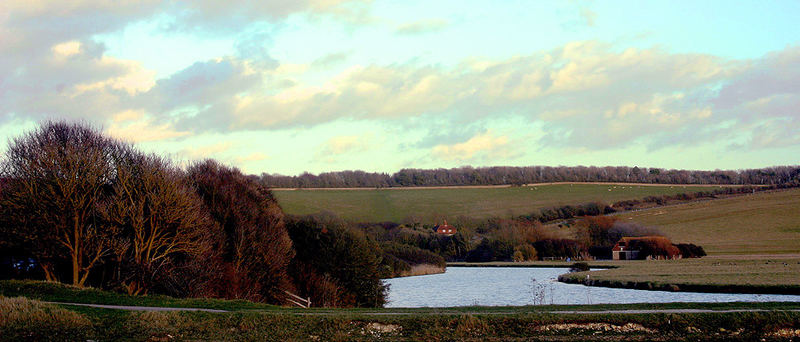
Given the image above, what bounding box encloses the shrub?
[533,239,582,259]
[675,243,707,258]
[628,237,681,260]
[381,243,446,268]
[569,262,590,272]
[465,239,514,262]
[513,244,538,262]
[187,160,294,304]
[286,214,387,307]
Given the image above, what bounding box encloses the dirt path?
[49,302,800,315]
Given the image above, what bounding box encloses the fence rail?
[283,290,311,308]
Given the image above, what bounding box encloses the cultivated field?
[273,183,728,222]
[617,188,800,256]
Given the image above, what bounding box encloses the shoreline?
[557,274,800,296]
[447,261,800,296]
[446,261,618,269]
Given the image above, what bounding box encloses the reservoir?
[383,267,800,308]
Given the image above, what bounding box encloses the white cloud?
[315,134,373,163]
[432,131,510,162]
[395,18,449,35]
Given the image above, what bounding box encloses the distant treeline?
[261,165,800,188]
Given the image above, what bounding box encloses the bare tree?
[1,121,123,286]
[108,149,215,295]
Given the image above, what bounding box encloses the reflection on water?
[383,267,800,308]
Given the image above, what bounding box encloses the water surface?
[383,267,800,308]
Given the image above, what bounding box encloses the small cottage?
[434,220,457,236]
[611,237,640,260]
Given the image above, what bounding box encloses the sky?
[1,1,799,176]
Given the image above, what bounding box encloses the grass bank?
[3,296,800,341]
[0,280,279,311]
[397,264,446,277]
[274,183,727,222]
[558,258,800,295]
[4,281,800,341]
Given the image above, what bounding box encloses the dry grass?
[399,264,446,277]
[561,257,800,292]
[617,188,800,255]
[274,183,726,222]
[0,296,94,341]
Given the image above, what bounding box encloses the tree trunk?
[72,216,81,286]
[41,263,56,282]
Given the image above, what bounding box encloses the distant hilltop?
[261,165,800,188]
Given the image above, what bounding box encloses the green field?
[274,183,727,222]
[618,188,800,255]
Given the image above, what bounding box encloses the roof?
[617,236,670,243]
[434,220,457,235]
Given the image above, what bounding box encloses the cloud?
[236,152,270,163]
[312,51,351,68]
[163,0,375,33]
[315,134,373,163]
[394,19,449,35]
[432,131,510,162]
[18,40,796,155]
[177,141,233,160]
[106,111,191,142]
[579,7,597,26]
[3,0,800,156]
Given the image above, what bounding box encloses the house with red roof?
[434,220,457,236]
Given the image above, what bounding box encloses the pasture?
[618,188,800,255]
[273,183,727,222]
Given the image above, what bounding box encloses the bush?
[512,244,538,262]
[465,239,514,262]
[675,243,707,258]
[286,214,387,307]
[569,262,590,272]
[381,243,446,268]
[533,239,582,259]
[188,160,295,303]
[587,246,612,260]
[628,237,681,260]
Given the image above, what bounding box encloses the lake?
[383,267,800,308]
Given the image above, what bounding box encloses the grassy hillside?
[274,183,727,222]
[618,189,800,255]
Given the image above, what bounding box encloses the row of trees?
[261,165,800,188]
[358,212,705,263]
[0,122,387,307]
